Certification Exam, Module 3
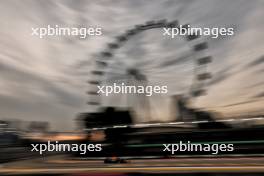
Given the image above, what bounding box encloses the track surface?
[2,155,264,175]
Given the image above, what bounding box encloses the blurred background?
[0,0,263,175]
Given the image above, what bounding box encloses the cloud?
[0,0,263,130]
[252,92,264,99]
[245,56,264,68]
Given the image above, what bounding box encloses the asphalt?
[2,155,264,175]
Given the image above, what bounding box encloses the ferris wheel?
[86,19,212,123]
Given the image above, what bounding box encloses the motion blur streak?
[0,0,263,175]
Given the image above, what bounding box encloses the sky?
[0,0,263,131]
